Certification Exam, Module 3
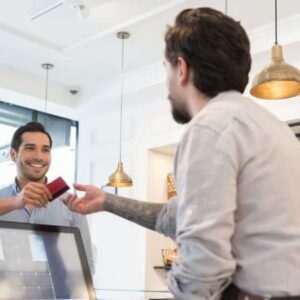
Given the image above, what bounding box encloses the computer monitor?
[0,221,96,300]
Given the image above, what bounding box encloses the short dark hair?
[11,122,53,151]
[165,7,251,98]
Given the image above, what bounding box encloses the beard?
[171,106,191,124]
[17,160,49,182]
[168,94,191,124]
[21,171,46,182]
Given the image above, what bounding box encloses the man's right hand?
[62,183,104,215]
[15,182,52,209]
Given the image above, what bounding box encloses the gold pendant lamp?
[108,161,132,188]
[250,0,300,100]
[107,32,133,188]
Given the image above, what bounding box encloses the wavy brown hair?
[11,122,52,151]
[165,7,251,98]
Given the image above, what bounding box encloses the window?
[0,101,78,189]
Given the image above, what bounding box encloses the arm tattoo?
[103,193,163,231]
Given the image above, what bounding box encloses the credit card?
[46,177,70,201]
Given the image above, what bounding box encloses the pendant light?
[250,0,300,99]
[107,32,133,188]
[41,63,53,131]
[42,63,54,113]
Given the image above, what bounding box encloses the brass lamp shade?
[107,162,133,187]
[250,44,300,99]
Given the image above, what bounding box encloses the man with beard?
[63,7,300,300]
[0,122,94,274]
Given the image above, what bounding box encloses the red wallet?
[46,177,70,201]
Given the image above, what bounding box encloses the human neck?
[188,90,211,118]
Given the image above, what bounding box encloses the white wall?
[0,85,77,120]
[0,64,80,109]
[76,81,184,291]
[146,149,177,290]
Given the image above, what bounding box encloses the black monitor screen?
[0,221,96,300]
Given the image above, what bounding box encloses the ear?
[10,148,17,162]
[177,56,190,86]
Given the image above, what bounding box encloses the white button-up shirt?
[156,91,300,299]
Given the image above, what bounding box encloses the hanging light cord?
[119,36,125,162]
[44,66,49,113]
[275,0,278,44]
[225,0,228,16]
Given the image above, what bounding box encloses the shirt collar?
[13,177,48,194]
[12,178,20,194]
[189,90,242,125]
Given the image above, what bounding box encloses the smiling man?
[0,122,94,274]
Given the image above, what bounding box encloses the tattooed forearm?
[103,193,163,231]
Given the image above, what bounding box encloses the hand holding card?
[46,177,70,201]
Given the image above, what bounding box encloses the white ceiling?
[0,0,299,107]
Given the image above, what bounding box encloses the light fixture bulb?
[107,162,133,187]
[250,45,300,99]
[250,0,300,100]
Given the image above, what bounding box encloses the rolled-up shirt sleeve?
[155,198,178,240]
[168,124,238,300]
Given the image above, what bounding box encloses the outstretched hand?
[62,183,105,215]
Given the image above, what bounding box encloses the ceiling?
[0,0,299,107]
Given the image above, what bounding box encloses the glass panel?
[0,101,78,189]
[0,123,18,188]
[47,124,77,187]
[0,226,92,300]
[0,101,32,127]
[36,112,72,148]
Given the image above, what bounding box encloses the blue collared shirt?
[0,181,95,274]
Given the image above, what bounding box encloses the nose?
[33,149,49,162]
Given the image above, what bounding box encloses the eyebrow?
[23,143,51,149]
